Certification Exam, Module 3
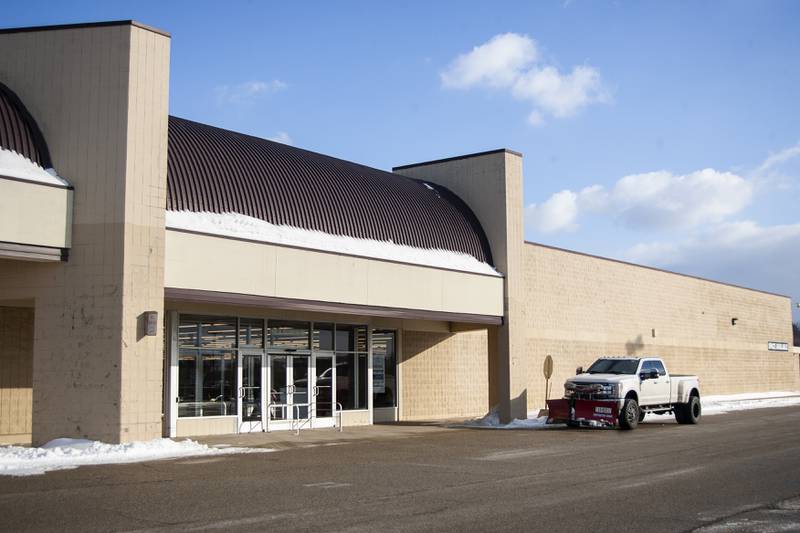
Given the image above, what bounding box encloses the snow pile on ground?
[458,409,559,430]
[0,437,272,477]
[166,210,501,276]
[463,392,800,429]
[654,391,800,419]
[0,148,69,187]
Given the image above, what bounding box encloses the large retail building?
[0,21,797,445]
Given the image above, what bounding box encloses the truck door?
[639,360,671,406]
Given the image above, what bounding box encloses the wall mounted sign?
[767,341,789,352]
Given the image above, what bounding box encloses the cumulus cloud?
[625,221,800,307]
[440,33,608,124]
[526,168,753,234]
[526,190,579,233]
[441,33,538,89]
[215,80,287,103]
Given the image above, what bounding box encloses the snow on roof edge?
[165,210,502,277]
[0,148,69,187]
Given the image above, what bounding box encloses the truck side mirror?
[576,366,583,375]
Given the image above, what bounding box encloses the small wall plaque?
[767,341,788,352]
[145,311,159,337]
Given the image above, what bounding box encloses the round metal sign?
[543,355,553,379]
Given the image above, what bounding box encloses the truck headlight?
[564,382,576,398]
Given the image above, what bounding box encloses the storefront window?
[178,350,237,417]
[372,330,396,408]
[239,317,264,348]
[334,324,367,410]
[269,320,310,350]
[313,323,334,351]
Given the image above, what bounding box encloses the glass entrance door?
[238,352,264,433]
[267,354,311,430]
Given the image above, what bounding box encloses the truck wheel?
[638,410,646,423]
[619,398,640,430]
[681,396,701,424]
[674,406,686,424]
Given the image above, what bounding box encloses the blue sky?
[5,1,800,320]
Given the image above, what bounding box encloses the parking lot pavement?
[0,406,799,532]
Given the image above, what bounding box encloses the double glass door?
[238,353,335,432]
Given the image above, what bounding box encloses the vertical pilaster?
[394,150,528,422]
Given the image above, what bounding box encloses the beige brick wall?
[0,23,170,444]
[0,306,33,443]
[523,244,798,408]
[400,329,489,420]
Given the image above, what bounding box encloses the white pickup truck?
[546,357,701,430]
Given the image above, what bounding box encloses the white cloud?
[756,142,800,174]
[526,168,752,234]
[525,190,579,233]
[512,65,607,118]
[268,131,293,145]
[440,33,607,124]
[625,221,800,307]
[440,33,538,89]
[215,80,287,104]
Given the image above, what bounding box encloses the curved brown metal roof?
[0,82,52,168]
[167,116,493,265]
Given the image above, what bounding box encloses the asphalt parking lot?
[1,406,799,532]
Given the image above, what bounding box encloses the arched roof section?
[0,82,52,168]
[167,116,494,265]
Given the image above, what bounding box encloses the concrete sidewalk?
[191,422,455,451]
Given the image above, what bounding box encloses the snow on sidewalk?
[461,391,800,429]
[0,438,273,477]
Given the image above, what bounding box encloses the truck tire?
[677,395,701,424]
[638,410,646,423]
[619,398,640,430]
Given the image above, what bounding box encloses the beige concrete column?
[394,150,527,422]
[0,22,170,443]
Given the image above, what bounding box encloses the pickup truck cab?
[547,357,701,430]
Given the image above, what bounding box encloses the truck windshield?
[586,359,639,374]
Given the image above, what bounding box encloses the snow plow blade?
[547,399,620,428]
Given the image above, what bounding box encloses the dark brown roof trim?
[0,174,72,190]
[167,227,502,278]
[0,20,170,38]
[393,148,522,171]
[525,240,790,299]
[164,287,504,325]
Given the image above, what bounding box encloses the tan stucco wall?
[165,230,504,317]
[399,329,489,420]
[0,306,33,444]
[0,24,170,444]
[0,179,72,249]
[523,244,799,408]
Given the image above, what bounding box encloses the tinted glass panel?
[357,353,367,409]
[199,317,237,349]
[177,350,237,417]
[355,326,368,353]
[653,361,666,376]
[335,353,355,410]
[335,325,354,352]
[269,320,310,350]
[239,318,264,348]
[313,323,334,351]
[372,330,397,408]
[178,321,200,348]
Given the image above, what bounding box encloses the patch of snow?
[0,148,69,187]
[0,437,272,477]
[166,210,501,276]
[645,391,800,421]
[457,408,561,429]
